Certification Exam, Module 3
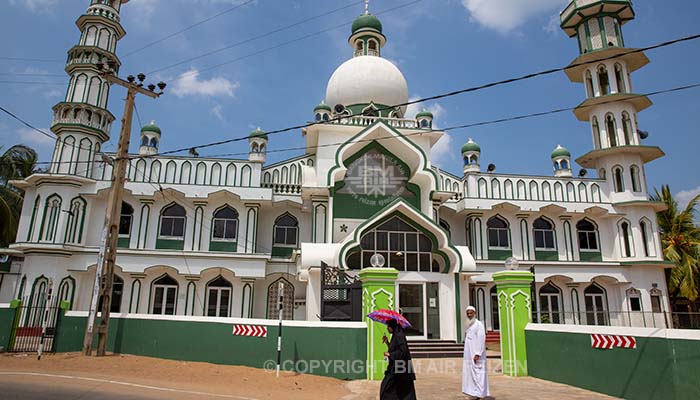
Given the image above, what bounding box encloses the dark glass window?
[212,206,238,240]
[159,204,186,238]
[274,214,298,246]
[533,217,556,250]
[576,219,599,251]
[487,216,509,248]
[119,202,134,236]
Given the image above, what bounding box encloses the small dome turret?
[139,120,161,156]
[462,138,481,175]
[551,144,572,177]
[314,101,332,122]
[249,127,267,163]
[416,108,433,128]
[352,13,383,35]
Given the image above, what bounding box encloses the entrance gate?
[8,295,61,353]
[320,262,362,321]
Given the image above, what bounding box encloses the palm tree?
[651,185,700,302]
[0,145,38,247]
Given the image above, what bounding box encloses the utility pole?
[82,70,165,356]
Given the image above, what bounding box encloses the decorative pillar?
[240,279,255,318]
[359,267,398,381]
[517,214,530,261]
[243,204,259,253]
[192,201,207,251]
[136,200,152,249]
[312,200,328,243]
[184,276,199,316]
[493,268,534,377]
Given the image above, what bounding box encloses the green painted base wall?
[579,251,603,262]
[534,250,558,261]
[488,249,512,261]
[271,247,295,258]
[0,307,15,350]
[209,241,237,252]
[117,237,130,248]
[156,239,184,250]
[55,315,366,379]
[526,329,700,400]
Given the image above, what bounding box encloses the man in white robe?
[462,306,489,399]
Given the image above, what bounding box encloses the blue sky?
[1,0,698,204]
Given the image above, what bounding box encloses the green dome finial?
[352,12,382,34]
[314,101,332,112]
[461,138,480,154]
[249,127,268,139]
[141,120,161,135]
[551,144,571,159]
[416,108,433,119]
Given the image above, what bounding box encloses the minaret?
[248,127,268,163]
[350,1,386,58]
[49,0,129,177]
[560,0,663,201]
[461,138,481,175]
[551,145,572,178]
[138,121,161,156]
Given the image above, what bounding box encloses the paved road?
[0,373,257,400]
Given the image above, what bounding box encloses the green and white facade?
[0,1,672,343]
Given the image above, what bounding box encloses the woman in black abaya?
[380,318,417,400]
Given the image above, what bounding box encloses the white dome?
[325,56,409,114]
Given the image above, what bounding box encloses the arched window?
[584,283,608,325]
[576,219,599,251]
[119,202,134,245]
[322,113,330,121]
[606,114,618,147]
[487,216,510,249]
[613,167,624,192]
[368,39,377,51]
[533,217,556,251]
[585,70,595,97]
[346,216,439,272]
[267,278,294,320]
[159,203,186,239]
[439,219,451,238]
[420,119,430,128]
[64,197,87,244]
[98,274,123,313]
[212,206,238,241]
[41,194,62,242]
[614,63,626,93]
[315,113,322,121]
[141,136,149,147]
[151,274,178,315]
[620,221,633,257]
[630,165,641,192]
[538,283,562,324]
[273,213,298,247]
[150,137,158,148]
[598,65,610,95]
[206,276,232,317]
[622,112,632,145]
[598,168,606,180]
[639,219,652,257]
[490,285,500,330]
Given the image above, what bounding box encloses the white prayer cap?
[466,306,476,312]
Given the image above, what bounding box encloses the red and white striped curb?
[590,334,636,349]
[232,324,267,338]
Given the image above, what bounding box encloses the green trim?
[337,198,460,273]
[534,250,559,262]
[137,204,150,248]
[579,251,603,262]
[271,246,295,258]
[185,281,196,316]
[16,276,26,299]
[209,241,237,252]
[117,236,130,248]
[26,195,40,242]
[58,276,76,310]
[598,16,607,49]
[584,19,592,53]
[155,238,184,250]
[240,283,252,318]
[326,119,439,190]
[129,279,141,313]
[488,249,513,261]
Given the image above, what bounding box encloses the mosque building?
[1,0,669,342]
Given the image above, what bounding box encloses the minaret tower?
[560,0,663,202]
[49,0,129,177]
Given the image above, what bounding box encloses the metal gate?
[320,262,362,321]
[9,295,61,353]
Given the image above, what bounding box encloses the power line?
[0,81,65,85]
[146,0,365,75]
[160,0,424,82]
[122,0,257,58]
[0,72,65,77]
[0,56,62,63]
[9,81,700,167]
[132,33,700,160]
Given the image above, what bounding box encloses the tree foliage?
[0,145,38,247]
[652,185,700,301]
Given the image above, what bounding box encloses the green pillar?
[359,267,399,381]
[493,269,534,377]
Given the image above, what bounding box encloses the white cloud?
[210,104,225,121]
[405,97,446,128]
[461,0,566,33]
[171,68,240,98]
[14,127,56,161]
[676,186,700,208]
